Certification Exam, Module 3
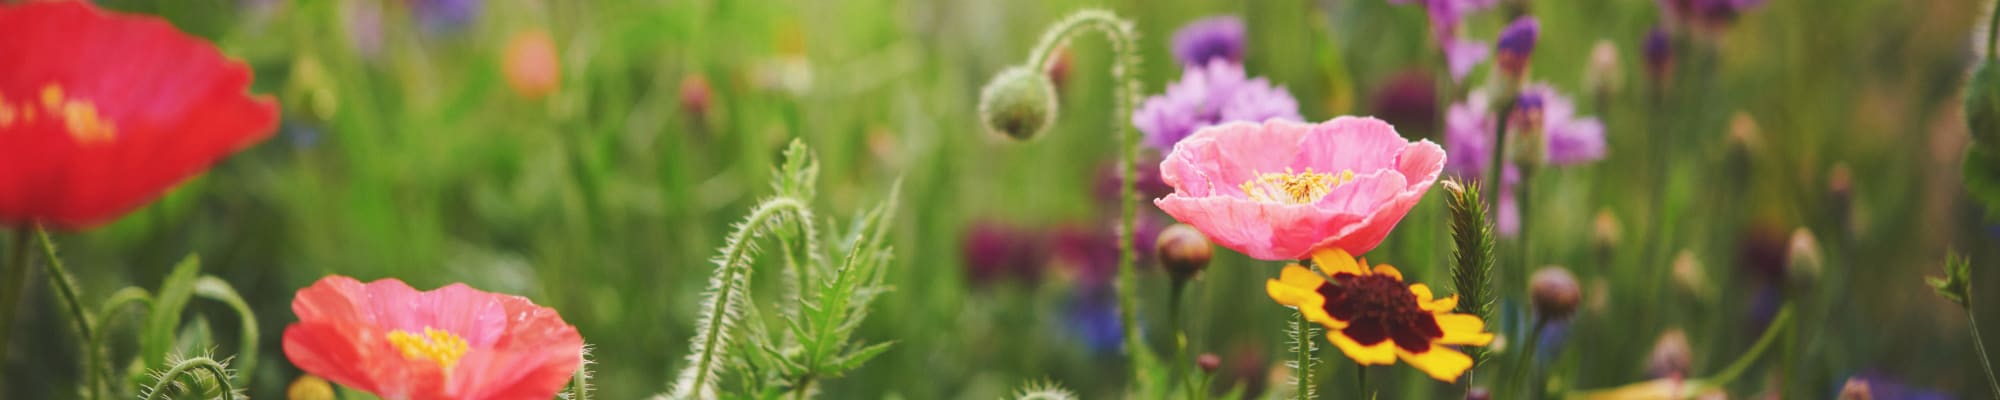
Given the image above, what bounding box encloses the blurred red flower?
[283,276,584,400]
[0,1,278,230]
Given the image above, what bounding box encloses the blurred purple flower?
[1644,28,1673,82]
[407,0,480,34]
[1443,91,1496,177]
[1096,155,1173,207]
[961,220,1048,287]
[1495,17,1539,79]
[1133,60,1302,151]
[1446,87,1599,236]
[1064,287,1127,355]
[1444,37,1492,81]
[1171,16,1246,66]
[1389,0,1499,81]
[346,0,384,58]
[1521,84,1607,165]
[1840,372,1953,400]
[1371,71,1439,134]
[1051,214,1167,287]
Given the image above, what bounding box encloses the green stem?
[1512,317,1547,398]
[1987,0,2000,60]
[1294,310,1315,400]
[792,376,814,400]
[36,227,94,342]
[1356,365,1369,400]
[1022,9,1152,385]
[141,357,236,400]
[1968,290,2000,398]
[1705,305,1793,388]
[0,229,33,391]
[1170,278,1193,399]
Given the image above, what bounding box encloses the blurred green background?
[4,0,1996,398]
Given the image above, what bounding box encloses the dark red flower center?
[1317,273,1444,352]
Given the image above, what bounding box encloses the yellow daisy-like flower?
[1265,248,1495,382]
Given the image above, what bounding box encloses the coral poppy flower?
[1265,248,1493,382]
[283,276,584,400]
[0,1,279,230]
[1155,117,1444,261]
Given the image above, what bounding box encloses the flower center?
[1239,168,1354,204]
[1319,274,1444,351]
[386,327,470,370]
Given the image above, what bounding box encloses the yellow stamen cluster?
[0,84,118,144]
[386,327,471,370]
[1240,168,1355,204]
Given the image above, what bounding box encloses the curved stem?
[1022,8,1151,382]
[675,197,814,398]
[1704,305,1792,388]
[141,357,236,400]
[1511,316,1548,397]
[1968,290,2000,398]
[93,287,154,399]
[0,229,33,391]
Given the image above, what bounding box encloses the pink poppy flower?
[283,276,583,400]
[1155,117,1445,260]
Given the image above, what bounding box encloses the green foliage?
[1442,180,1497,366]
[669,140,899,399]
[1932,251,1974,309]
[139,353,242,400]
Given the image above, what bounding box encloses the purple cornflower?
[1644,28,1673,81]
[1495,17,1540,80]
[1839,372,1952,400]
[1063,287,1127,355]
[1171,16,1247,66]
[407,0,480,34]
[1132,60,1302,151]
[1663,0,1765,33]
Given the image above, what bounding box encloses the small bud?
[1156,224,1213,282]
[1646,329,1692,378]
[1510,92,1547,166]
[1530,266,1580,320]
[1787,228,1822,287]
[1643,28,1673,84]
[1591,208,1620,253]
[288,375,336,400]
[1838,378,1874,400]
[1584,40,1622,96]
[1828,163,1855,234]
[1672,250,1709,298]
[1466,387,1492,400]
[1494,17,1540,82]
[1966,60,2000,146]
[679,74,713,121]
[502,29,561,100]
[977,65,1059,140]
[1197,353,1222,374]
[1046,45,1074,92]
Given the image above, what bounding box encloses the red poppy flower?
[283,276,584,400]
[0,1,279,230]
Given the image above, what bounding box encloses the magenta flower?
[1154,117,1445,260]
[1171,16,1247,66]
[1133,60,1303,151]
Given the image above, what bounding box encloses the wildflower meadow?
[0,0,1995,398]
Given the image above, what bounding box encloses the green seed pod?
[977,65,1059,140]
[1967,60,2000,146]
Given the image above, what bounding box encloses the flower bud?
[1967,60,2000,146]
[977,65,1059,140]
[1584,40,1622,97]
[1046,45,1074,92]
[1156,224,1213,282]
[1838,378,1873,400]
[1197,353,1222,374]
[1787,228,1822,287]
[1672,250,1709,298]
[1467,387,1492,400]
[288,375,336,400]
[1494,17,1539,82]
[502,29,561,100]
[1529,266,1580,320]
[1591,208,1620,254]
[1510,92,1547,166]
[679,73,713,122]
[1646,329,1692,378]
[1643,28,1673,84]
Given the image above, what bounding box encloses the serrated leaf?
[828,341,895,374]
[142,254,202,369]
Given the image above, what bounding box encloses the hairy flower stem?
[37,227,95,344]
[1292,310,1315,400]
[1968,289,2000,398]
[0,229,32,390]
[1021,9,1153,382]
[1170,278,1193,399]
[142,357,236,400]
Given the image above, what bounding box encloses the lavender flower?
[1521,85,1607,165]
[1132,60,1302,151]
[1171,16,1246,66]
[1495,17,1540,80]
[1445,86,1602,235]
[1444,37,1493,81]
[1444,91,1496,177]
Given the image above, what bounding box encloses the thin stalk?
[1170,279,1193,399]
[792,376,814,400]
[1356,365,1369,399]
[1293,310,1314,400]
[1705,305,1793,388]
[1968,290,2000,398]
[1518,165,1535,276]
[1987,0,2000,61]
[0,229,33,390]
[1512,317,1548,398]
[36,226,94,342]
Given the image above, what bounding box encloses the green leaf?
[1966,146,2000,218]
[827,341,894,374]
[193,276,259,386]
[142,254,202,369]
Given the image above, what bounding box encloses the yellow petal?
[1328,330,1397,365]
[1425,294,1460,313]
[1278,264,1326,288]
[1372,264,1403,281]
[1312,248,1364,276]
[1398,345,1475,382]
[1267,278,1319,308]
[1434,313,1494,346]
[1410,283,1434,303]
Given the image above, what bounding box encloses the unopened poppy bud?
[1787,228,1822,287]
[977,65,1059,140]
[288,375,336,400]
[1839,378,1874,400]
[1046,45,1074,92]
[1466,387,1492,400]
[1592,208,1620,253]
[1197,353,1222,374]
[502,29,561,100]
[1494,17,1539,82]
[679,74,712,121]
[1646,329,1692,378]
[1156,224,1213,282]
[1530,266,1580,319]
[1967,60,2000,146]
